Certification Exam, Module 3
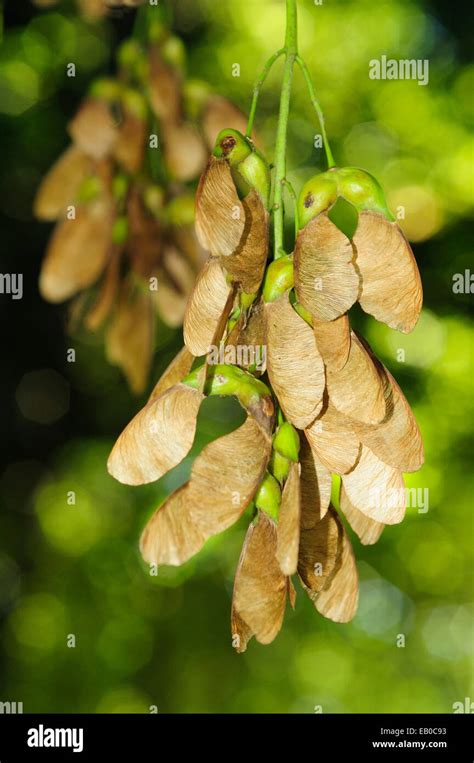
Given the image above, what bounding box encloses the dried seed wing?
[294,213,359,321]
[233,512,287,646]
[326,332,386,425]
[313,314,351,372]
[276,463,301,575]
[162,122,207,182]
[184,259,234,356]
[221,190,269,293]
[195,157,245,257]
[231,607,254,654]
[148,346,194,403]
[341,445,406,524]
[152,277,187,329]
[265,292,325,428]
[39,202,113,303]
[339,485,384,546]
[299,436,332,528]
[313,525,359,623]
[352,366,424,473]
[353,211,423,333]
[34,145,92,221]
[305,404,361,475]
[298,506,343,595]
[114,112,147,174]
[140,415,272,565]
[108,384,202,485]
[68,98,117,160]
[105,285,154,394]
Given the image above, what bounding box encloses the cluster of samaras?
[108,129,424,651]
[35,28,248,392]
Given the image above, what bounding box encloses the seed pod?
[105,280,155,395]
[294,213,359,321]
[232,512,288,648]
[265,291,325,429]
[273,422,300,462]
[262,256,294,303]
[39,200,114,303]
[68,98,118,160]
[148,346,194,403]
[336,166,392,218]
[276,462,301,575]
[34,146,92,222]
[140,410,272,566]
[298,506,359,623]
[305,404,361,475]
[341,445,406,525]
[353,211,423,333]
[183,259,235,356]
[255,472,282,520]
[339,485,384,546]
[326,332,386,425]
[108,383,202,485]
[298,172,338,229]
[299,436,332,527]
[351,362,424,472]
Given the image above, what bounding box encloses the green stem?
[246,48,285,139]
[281,178,299,237]
[273,0,298,259]
[295,55,335,168]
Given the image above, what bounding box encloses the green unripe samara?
[262,256,294,303]
[273,422,300,462]
[255,472,281,521]
[213,129,270,207]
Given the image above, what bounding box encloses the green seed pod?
[183,79,212,121]
[112,216,129,246]
[213,129,252,166]
[292,300,313,326]
[183,364,272,411]
[240,291,257,311]
[165,194,195,226]
[298,171,338,229]
[273,422,300,462]
[121,88,148,121]
[336,166,394,219]
[118,40,144,73]
[269,449,290,484]
[112,174,129,202]
[255,472,281,521]
[237,151,271,208]
[89,77,122,104]
[76,175,102,204]
[144,185,165,216]
[162,36,187,73]
[263,256,294,303]
[213,129,270,206]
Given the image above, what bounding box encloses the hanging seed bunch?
[108,0,424,650]
[34,20,250,393]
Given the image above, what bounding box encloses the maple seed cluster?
[35,25,249,393]
[108,127,424,651]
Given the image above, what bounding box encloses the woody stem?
[273,0,298,259]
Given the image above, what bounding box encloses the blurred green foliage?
[0,0,472,713]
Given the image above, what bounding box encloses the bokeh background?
[0,0,473,713]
